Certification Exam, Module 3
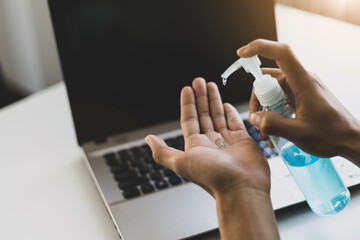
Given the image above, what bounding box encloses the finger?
[146,135,200,187]
[207,82,228,132]
[262,68,288,91]
[261,68,284,79]
[192,78,214,133]
[181,86,200,138]
[145,135,184,171]
[249,111,302,141]
[223,103,245,131]
[249,89,260,115]
[237,39,309,94]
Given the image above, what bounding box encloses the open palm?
[146,78,270,197]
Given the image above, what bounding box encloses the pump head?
[221,56,262,80]
[221,55,285,107]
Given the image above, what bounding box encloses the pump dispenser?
[222,56,350,216]
[221,56,284,107]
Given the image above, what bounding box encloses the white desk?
[1,4,360,240]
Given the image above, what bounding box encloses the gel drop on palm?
[221,56,350,216]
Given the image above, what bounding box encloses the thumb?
[145,135,184,170]
[249,111,300,140]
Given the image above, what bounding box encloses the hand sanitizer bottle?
[221,56,350,216]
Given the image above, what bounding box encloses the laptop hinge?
[81,103,249,154]
[82,119,181,153]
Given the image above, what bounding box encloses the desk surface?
[1,4,360,240]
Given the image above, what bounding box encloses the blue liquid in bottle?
[275,139,350,215]
[268,97,350,216]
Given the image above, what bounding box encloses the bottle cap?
[253,74,284,107]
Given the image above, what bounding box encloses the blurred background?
[0,0,359,108]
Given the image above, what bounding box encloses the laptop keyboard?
[104,135,186,199]
[244,120,279,158]
[103,120,278,200]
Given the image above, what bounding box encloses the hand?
[145,78,270,197]
[237,39,360,162]
[146,78,279,240]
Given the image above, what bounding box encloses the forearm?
[215,188,280,240]
[342,119,360,165]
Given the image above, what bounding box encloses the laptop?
[47,0,360,239]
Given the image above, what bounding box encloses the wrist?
[215,188,279,240]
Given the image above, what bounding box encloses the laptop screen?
[48,0,277,145]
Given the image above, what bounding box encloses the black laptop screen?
[48,0,277,145]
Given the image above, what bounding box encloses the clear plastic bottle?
[221,56,350,216]
[265,94,350,215]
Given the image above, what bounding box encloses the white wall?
[277,0,360,25]
[0,0,63,94]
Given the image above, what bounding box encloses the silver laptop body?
[47,0,360,239]
[80,104,360,239]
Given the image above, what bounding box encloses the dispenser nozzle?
[221,56,262,84]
